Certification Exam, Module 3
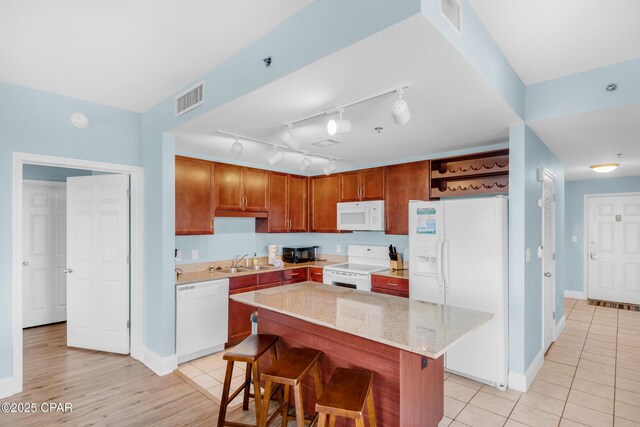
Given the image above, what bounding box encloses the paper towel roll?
[268,245,277,263]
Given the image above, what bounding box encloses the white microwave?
[337,200,385,231]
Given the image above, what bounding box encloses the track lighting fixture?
[298,156,312,172]
[390,88,411,126]
[323,161,337,175]
[281,124,300,150]
[267,147,285,166]
[231,137,243,157]
[327,108,352,136]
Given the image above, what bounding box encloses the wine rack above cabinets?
[430,149,509,198]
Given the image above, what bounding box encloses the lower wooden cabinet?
[283,267,308,284]
[371,274,409,298]
[309,267,324,283]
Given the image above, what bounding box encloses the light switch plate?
[176,250,182,261]
[525,248,531,263]
[571,235,577,243]
[336,244,342,253]
[192,250,198,260]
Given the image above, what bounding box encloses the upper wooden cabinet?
[256,172,308,233]
[309,174,343,233]
[339,168,384,202]
[215,163,268,216]
[384,161,430,235]
[175,156,214,235]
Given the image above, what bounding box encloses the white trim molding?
[140,347,178,377]
[508,348,545,392]
[10,152,145,398]
[564,290,586,300]
[554,315,566,341]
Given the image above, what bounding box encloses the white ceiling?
[529,104,640,181]
[468,0,640,84]
[0,0,313,112]
[172,15,520,175]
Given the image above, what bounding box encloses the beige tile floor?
[178,298,640,426]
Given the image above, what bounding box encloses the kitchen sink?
[216,265,275,274]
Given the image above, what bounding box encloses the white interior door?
[66,174,130,354]
[587,195,640,305]
[542,170,556,352]
[22,181,67,328]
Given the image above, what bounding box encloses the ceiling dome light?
[327,108,351,136]
[231,137,243,157]
[70,112,89,128]
[390,89,410,126]
[267,147,284,166]
[281,125,300,150]
[591,163,619,173]
[298,156,312,172]
[323,161,337,175]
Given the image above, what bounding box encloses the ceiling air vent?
[175,82,204,117]
[440,0,462,36]
[311,139,341,148]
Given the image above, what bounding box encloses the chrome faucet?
[233,254,249,268]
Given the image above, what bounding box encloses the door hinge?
[126,189,131,198]
[552,252,556,261]
[553,194,556,201]
[553,311,556,320]
[126,320,131,329]
[126,254,131,263]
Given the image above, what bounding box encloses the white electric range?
[323,245,390,292]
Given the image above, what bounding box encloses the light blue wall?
[141,0,422,358]
[0,81,142,379]
[509,124,565,375]
[23,165,92,182]
[565,176,640,293]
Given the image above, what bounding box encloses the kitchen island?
[231,282,492,427]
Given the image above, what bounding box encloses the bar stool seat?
[315,368,376,427]
[260,348,323,427]
[217,334,280,427]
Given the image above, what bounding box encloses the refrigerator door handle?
[436,240,444,292]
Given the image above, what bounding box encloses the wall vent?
[175,82,204,117]
[440,0,462,36]
[311,139,341,148]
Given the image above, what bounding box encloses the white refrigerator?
[409,197,508,389]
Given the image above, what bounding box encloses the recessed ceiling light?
[70,112,89,128]
[606,83,618,92]
[590,163,619,173]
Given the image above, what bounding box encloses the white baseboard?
[554,315,566,341]
[140,346,178,376]
[0,375,21,399]
[508,348,545,392]
[564,290,586,299]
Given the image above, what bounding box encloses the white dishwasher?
[176,279,229,363]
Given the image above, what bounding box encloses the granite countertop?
[230,282,493,359]
[372,269,410,279]
[176,260,339,285]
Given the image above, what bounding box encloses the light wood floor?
[0,322,219,426]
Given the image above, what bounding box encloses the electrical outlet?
[336,244,342,253]
[571,235,577,243]
[525,248,531,263]
[192,250,198,260]
[175,250,182,261]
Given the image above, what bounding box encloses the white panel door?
[588,195,640,304]
[542,171,556,352]
[66,174,130,354]
[22,182,67,328]
[443,197,509,388]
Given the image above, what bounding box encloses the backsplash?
[175,217,409,265]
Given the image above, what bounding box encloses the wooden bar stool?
[259,348,323,427]
[315,368,376,427]
[217,334,280,427]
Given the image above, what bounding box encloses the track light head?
[323,161,337,175]
[390,89,410,126]
[267,147,285,166]
[281,125,300,150]
[298,156,312,172]
[327,108,351,136]
[231,137,243,158]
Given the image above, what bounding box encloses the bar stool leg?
[293,384,305,427]
[252,361,263,427]
[312,363,323,399]
[366,387,377,427]
[243,362,252,410]
[317,413,327,427]
[281,385,290,427]
[260,379,272,427]
[355,416,365,427]
[328,415,336,427]
[217,360,235,427]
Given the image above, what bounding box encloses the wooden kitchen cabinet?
[371,274,409,298]
[339,167,384,202]
[256,172,307,233]
[384,161,430,234]
[309,267,324,283]
[282,267,308,285]
[215,163,268,215]
[309,174,344,233]
[175,156,214,235]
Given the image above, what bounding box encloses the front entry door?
[541,171,556,351]
[587,195,640,305]
[66,174,130,354]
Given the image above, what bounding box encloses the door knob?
[63,268,74,274]
[590,253,599,260]
[544,272,552,277]
[22,261,29,266]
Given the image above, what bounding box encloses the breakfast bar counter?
[231,282,492,427]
